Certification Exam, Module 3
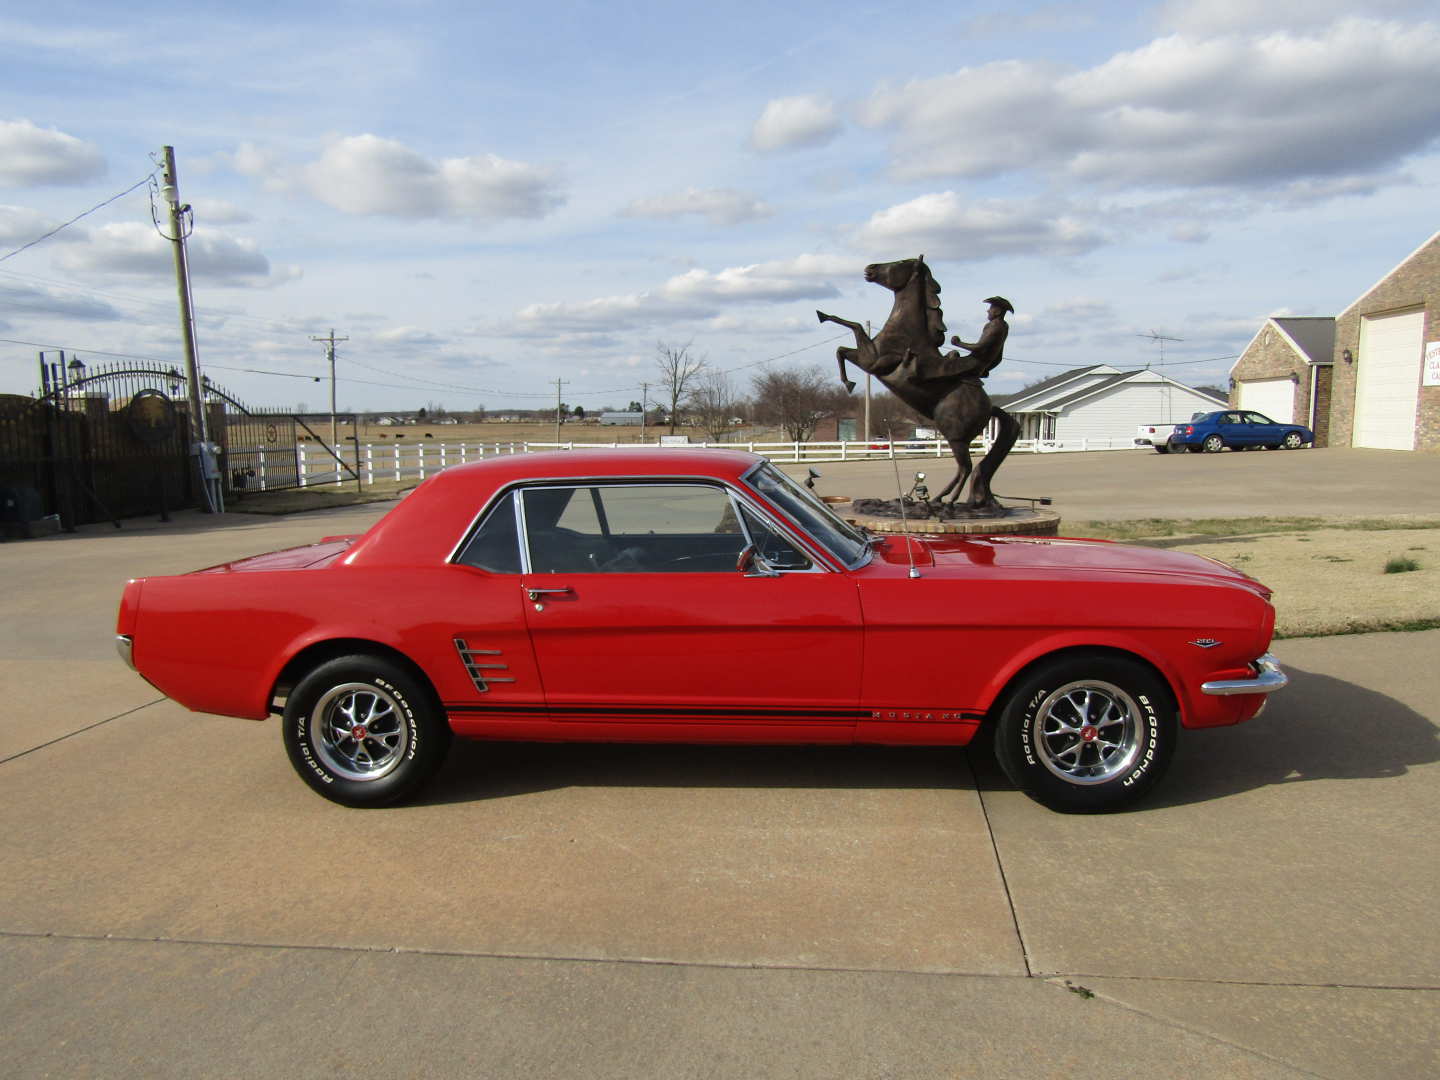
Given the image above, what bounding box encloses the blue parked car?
[1168,410,1313,453]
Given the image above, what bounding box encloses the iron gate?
[0,359,302,530]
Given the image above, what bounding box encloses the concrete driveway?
[2,449,1437,1078]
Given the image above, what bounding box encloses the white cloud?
[53,222,298,287]
[191,198,254,225]
[1154,0,1427,35]
[620,187,773,226]
[376,326,445,347]
[0,204,86,247]
[0,279,121,321]
[514,255,853,333]
[0,120,105,187]
[751,95,841,152]
[300,134,565,222]
[857,193,1106,260]
[860,19,1440,191]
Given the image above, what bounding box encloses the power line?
[0,172,158,265]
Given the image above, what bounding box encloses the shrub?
[1384,556,1421,574]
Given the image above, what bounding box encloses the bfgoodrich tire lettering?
[283,654,451,807]
[993,653,1177,811]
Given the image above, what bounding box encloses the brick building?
[1229,317,1334,445]
[1328,231,1440,451]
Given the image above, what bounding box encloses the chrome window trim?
[448,470,855,574]
[740,461,871,571]
[725,489,824,575]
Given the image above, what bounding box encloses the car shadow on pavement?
[421,741,977,806]
[966,665,1438,810]
[1145,664,1438,808]
[423,662,1438,810]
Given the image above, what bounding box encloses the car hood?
[886,534,1271,597]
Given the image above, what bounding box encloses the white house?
[994,365,1227,444]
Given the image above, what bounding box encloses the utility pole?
[864,320,873,443]
[160,146,221,512]
[311,329,348,481]
[554,378,567,443]
[640,381,649,443]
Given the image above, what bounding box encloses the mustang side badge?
[1188,638,1223,649]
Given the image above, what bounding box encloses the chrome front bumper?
[1201,653,1287,696]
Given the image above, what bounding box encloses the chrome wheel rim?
[1284,433,1301,448]
[1034,680,1142,785]
[1204,436,1222,452]
[310,682,409,782]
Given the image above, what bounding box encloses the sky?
[2,0,1438,415]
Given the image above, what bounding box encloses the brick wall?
[1229,323,1327,439]
[1330,234,1440,451]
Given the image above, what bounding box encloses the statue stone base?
[838,499,1060,537]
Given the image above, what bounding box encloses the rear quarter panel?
[129,565,531,719]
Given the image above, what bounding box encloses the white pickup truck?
[1134,422,1180,453]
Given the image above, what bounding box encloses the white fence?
[238,436,1139,490]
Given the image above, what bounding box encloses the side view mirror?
[736,544,780,577]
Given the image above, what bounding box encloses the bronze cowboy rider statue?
[922,295,1013,382]
[816,258,1020,512]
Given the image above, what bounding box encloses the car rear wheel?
[1153,445,1170,454]
[993,653,1177,811]
[1202,434,1224,453]
[283,654,451,807]
[1282,432,1303,449]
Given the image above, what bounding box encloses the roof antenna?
[886,423,921,579]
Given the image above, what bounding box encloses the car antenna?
[886,424,921,579]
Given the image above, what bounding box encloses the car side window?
[737,505,811,570]
[454,492,522,573]
[522,483,751,573]
[1244,412,1273,425]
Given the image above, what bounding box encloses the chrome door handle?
[525,586,573,602]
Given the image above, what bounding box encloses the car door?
[1242,411,1282,447]
[517,481,864,742]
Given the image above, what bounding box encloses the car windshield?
[743,462,869,567]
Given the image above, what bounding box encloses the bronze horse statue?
[817,256,1020,512]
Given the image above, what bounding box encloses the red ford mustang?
[116,449,1285,811]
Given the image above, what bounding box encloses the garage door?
[1237,378,1296,423]
[1353,309,1424,450]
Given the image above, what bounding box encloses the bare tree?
[687,370,739,442]
[655,340,706,435]
[868,388,926,439]
[751,365,849,442]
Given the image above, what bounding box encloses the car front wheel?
[993,653,1177,811]
[283,654,451,807]
[1282,432,1303,449]
[1202,434,1224,453]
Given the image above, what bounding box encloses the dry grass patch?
[1123,524,1440,638]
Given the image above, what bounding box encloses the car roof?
[344,448,766,567]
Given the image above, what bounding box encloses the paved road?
[2,450,1437,1078]
[782,445,1440,521]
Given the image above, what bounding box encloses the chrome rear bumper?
[1201,653,1287,696]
